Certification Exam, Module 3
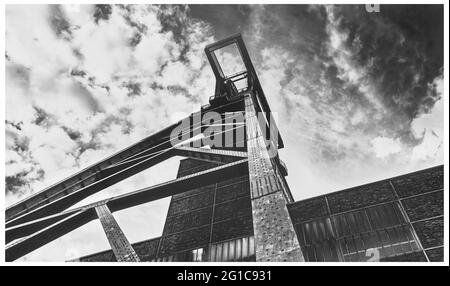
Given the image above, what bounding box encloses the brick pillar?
[244,93,304,262]
[95,204,140,262]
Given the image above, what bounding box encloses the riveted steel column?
[95,204,140,262]
[244,93,304,262]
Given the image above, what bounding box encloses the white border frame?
[0,0,448,266]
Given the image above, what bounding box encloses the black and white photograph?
[2,1,448,267]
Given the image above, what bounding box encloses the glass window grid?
[154,235,255,262]
[298,202,421,262]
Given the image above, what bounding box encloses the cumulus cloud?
[410,76,444,163]
[187,4,443,195]
[5,4,221,260]
[371,137,402,158]
[5,5,217,202]
[5,4,444,260]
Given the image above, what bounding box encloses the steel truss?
[5,34,302,262]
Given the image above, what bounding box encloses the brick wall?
[288,197,328,224]
[288,165,444,262]
[75,164,443,262]
[158,158,253,260]
[394,166,444,262]
[326,181,395,214]
[76,158,253,262]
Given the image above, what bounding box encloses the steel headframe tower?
[5,34,304,262]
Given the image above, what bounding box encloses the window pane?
[216,243,223,261]
[229,241,235,261]
[210,244,216,261]
[298,203,421,262]
[249,236,255,257]
[213,43,246,78]
[236,238,242,260]
[367,207,382,229]
[222,241,229,261]
[355,211,371,232]
[242,237,248,258]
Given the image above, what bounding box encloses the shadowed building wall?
[74,157,255,262]
[73,164,443,262]
[287,165,443,262]
[156,158,255,262]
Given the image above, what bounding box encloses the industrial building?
[5,34,444,263]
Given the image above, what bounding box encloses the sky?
[4,4,444,261]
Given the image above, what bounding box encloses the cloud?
[5,5,216,199]
[5,4,444,260]
[8,3,279,261]
[410,76,444,163]
[200,4,444,196]
[371,137,402,158]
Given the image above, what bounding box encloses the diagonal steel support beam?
[7,125,247,229]
[5,159,249,256]
[173,146,247,164]
[5,145,251,244]
[6,209,96,262]
[95,204,140,262]
[5,209,82,244]
[6,149,175,228]
[5,127,177,222]
[6,98,244,223]
[100,148,171,178]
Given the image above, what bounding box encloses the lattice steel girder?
[6,98,244,223]
[5,159,249,251]
[244,93,304,262]
[205,33,284,149]
[95,204,140,262]
[6,209,96,262]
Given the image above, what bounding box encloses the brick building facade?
[287,165,443,262]
[74,163,443,262]
[8,34,443,263]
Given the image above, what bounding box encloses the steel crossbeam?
[5,159,248,261]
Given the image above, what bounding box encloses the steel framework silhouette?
[5,34,303,262]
